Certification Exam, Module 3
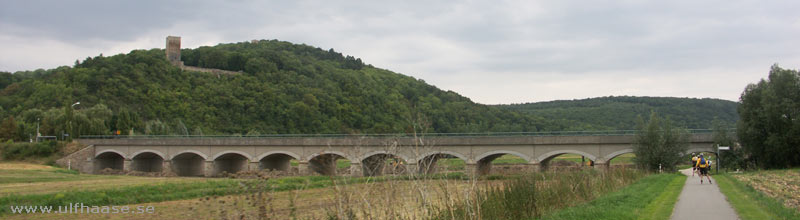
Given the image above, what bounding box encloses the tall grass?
[436,168,646,220]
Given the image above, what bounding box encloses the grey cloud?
[1,0,798,103]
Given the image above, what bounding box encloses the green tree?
[633,112,689,171]
[0,116,18,141]
[712,117,747,170]
[737,65,800,169]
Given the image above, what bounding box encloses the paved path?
[671,168,739,220]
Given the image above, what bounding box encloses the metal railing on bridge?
[79,129,723,139]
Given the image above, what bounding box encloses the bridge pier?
[465,163,477,176]
[298,161,310,175]
[204,161,214,177]
[405,163,418,175]
[249,161,260,171]
[123,159,132,172]
[593,162,609,171]
[528,163,541,172]
[162,160,172,174]
[350,163,363,177]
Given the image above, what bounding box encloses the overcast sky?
[1,1,798,104]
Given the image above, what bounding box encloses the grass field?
[540,173,685,220]
[716,170,800,220]
[0,161,481,218]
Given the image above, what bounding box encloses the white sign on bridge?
[718,146,730,150]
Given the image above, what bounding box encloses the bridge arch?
[359,151,409,176]
[604,149,634,163]
[256,151,301,161]
[359,151,411,163]
[171,151,206,177]
[685,147,715,156]
[256,151,301,172]
[307,151,353,176]
[537,150,598,164]
[416,151,469,175]
[95,149,128,159]
[475,150,531,163]
[212,151,251,176]
[415,151,469,163]
[307,151,355,162]
[130,150,166,173]
[473,150,531,176]
[94,150,126,172]
[130,150,167,161]
[211,151,254,162]
[170,150,209,161]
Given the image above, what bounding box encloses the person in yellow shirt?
[695,154,712,184]
[691,153,698,177]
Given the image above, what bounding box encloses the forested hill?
[497,96,739,130]
[0,39,593,138]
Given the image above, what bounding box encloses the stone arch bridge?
[75,132,714,177]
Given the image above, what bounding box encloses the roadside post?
[717,144,730,173]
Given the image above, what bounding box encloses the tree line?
[633,65,800,170]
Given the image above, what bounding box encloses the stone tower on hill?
[166,36,182,65]
[163,36,240,76]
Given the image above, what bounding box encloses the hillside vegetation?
[0,40,581,138]
[0,40,737,138]
[499,96,738,130]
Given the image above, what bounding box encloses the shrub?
[0,141,60,160]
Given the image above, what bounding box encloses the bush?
[0,141,60,160]
[633,112,689,172]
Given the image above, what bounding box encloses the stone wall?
[55,145,95,173]
[180,65,241,76]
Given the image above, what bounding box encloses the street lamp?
[36,117,40,142]
[67,102,80,140]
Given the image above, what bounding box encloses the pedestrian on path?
[695,154,712,184]
[691,153,698,177]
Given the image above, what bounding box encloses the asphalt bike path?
[671,168,739,220]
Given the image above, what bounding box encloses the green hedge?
[1,141,61,160]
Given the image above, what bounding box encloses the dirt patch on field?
[0,163,55,170]
[733,169,800,212]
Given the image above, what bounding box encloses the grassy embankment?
[540,173,685,220]
[435,168,668,219]
[715,169,800,220]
